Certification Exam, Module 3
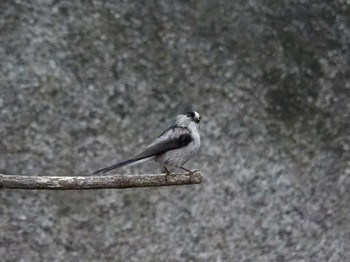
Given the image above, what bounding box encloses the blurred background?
[1,0,349,261]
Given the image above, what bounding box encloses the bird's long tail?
[92,157,152,174]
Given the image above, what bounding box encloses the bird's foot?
[186,169,199,177]
[164,166,171,175]
[164,167,172,182]
[178,166,198,176]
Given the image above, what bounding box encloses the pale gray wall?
[1,1,349,261]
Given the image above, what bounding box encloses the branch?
[0,172,203,190]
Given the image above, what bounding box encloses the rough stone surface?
[1,1,350,261]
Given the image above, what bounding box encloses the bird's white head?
[176,111,201,127]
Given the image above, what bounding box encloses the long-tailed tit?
[93,111,201,174]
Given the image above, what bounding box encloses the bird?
[93,111,201,174]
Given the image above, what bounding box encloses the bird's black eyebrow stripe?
[186,111,195,118]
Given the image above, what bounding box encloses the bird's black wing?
[93,127,192,174]
[135,127,192,159]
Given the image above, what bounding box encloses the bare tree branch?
[0,172,203,190]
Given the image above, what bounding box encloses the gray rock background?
[1,0,349,261]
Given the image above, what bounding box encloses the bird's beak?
[194,117,200,123]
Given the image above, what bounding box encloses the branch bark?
[0,172,203,190]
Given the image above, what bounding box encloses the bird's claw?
[185,169,199,177]
[164,167,172,176]
[176,166,199,176]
